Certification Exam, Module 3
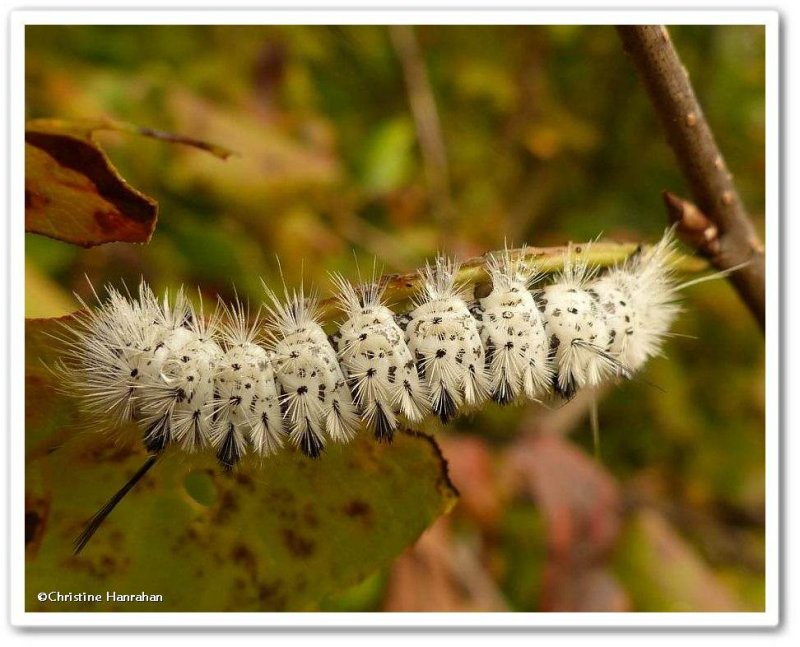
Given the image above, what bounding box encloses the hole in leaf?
[183,470,218,507]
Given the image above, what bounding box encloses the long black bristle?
[72,454,159,555]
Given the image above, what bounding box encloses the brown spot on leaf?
[25,512,42,545]
[233,471,257,494]
[66,550,130,579]
[231,543,257,572]
[256,581,288,610]
[25,495,50,557]
[302,502,319,528]
[281,528,315,557]
[343,499,372,520]
[257,579,283,603]
[214,490,239,524]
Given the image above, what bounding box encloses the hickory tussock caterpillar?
[263,283,360,459]
[400,255,489,423]
[330,274,430,443]
[51,229,725,554]
[472,246,554,405]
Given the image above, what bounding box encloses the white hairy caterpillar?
[263,284,360,459]
[51,229,715,553]
[400,255,489,423]
[330,274,430,443]
[471,247,554,405]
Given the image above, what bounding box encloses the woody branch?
[616,25,765,330]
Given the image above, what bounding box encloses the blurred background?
[25,24,765,611]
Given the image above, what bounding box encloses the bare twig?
[662,191,721,257]
[28,117,237,160]
[616,25,765,329]
[389,25,454,238]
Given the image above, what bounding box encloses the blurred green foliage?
[25,24,765,612]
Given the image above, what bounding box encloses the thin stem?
[389,25,453,239]
[316,240,708,322]
[616,25,765,330]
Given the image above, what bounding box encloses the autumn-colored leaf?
[25,317,458,611]
[25,118,234,248]
[438,435,501,528]
[508,433,629,612]
[384,518,508,611]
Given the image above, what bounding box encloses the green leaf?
[359,116,416,194]
[25,317,458,611]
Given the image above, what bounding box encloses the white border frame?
[8,8,780,629]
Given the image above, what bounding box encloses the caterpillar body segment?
[140,335,222,454]
[137,295,224,455]
[263,285,360,458]
[331,274,430,443]
[472,247,554,405]
[402,256,489,423]
[590,230,681,374]
[589,275,642,375]
[533,246,624,399]
[55,283,165,425]
[209,306,285,470]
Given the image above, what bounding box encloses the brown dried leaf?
[25,118,233,248]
